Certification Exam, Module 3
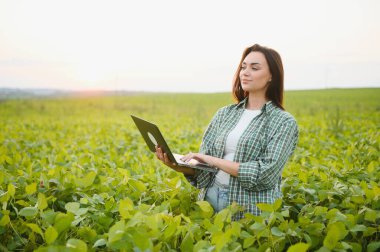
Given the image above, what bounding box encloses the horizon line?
[1,85,379,94]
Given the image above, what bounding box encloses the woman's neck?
[246,93,269,110]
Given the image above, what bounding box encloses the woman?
[156,44,298,220]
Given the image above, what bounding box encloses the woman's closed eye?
[241,66,258,70]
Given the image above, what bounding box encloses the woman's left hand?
[180,153,215,167]
[182,152,240,177]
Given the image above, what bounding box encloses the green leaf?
[314,206,328,215]
[250,222,266,232]
[230,222,241,237]
[281,209,290,217]
[78,227,97,242]
[65,202,80,214]
[167,176,181,189]
[367,161,376,173]
[365,209,377,222]
[348,242,362,252]
[194,240,212,251]
[26,223,44,237]
[364,227,377,237]
[145,214,162,231]
[273,198,282,211]
[304,223,325,235]
[41,210,57,225]
[196,201,213,212]
[256,202,273,212]
[76,171,96,188]
[164,220,178,239]
[271,226,285,237]
[180,232,194,252]
[214,208,230,229]
[119,197,134,219]
[25,182,37,195]
[243,236,255,249]
[324,233,338,250]
[129,179,147,192]
[349,224,367,232]
[330,222,348,240]
[299,171,308,183]
[37,193,48,210]
[133,231,153,251]
[0,170,4,185]
[180,214,191,223]
[93,238,107,248]
[326,209,347,222]
[45,226,58,244]
[0,214,10,226]
[367,241,380,252]
[213,230,233,252]
[0,191,8,203]
[54,212,74,234]
[8,183,15,197]
[5,155,13,165]
[350,195,364,204]
[108,220,125,244]
[324,222,348,250]
[196,201,214,218]
[287,242,310,252]
[19,207,38,217]
[66,239,87,252]
[126,212,145,228]
[80,197,89,205]
[76,208,88,216]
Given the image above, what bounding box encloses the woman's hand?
[155,146,177,168]
[180,152,215,167]
[155,146,195,175]
[181,152,240,177]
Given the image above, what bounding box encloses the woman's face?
[239,51,272,94]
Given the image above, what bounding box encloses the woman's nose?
[241,68,250,76]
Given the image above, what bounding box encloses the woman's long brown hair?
[232,44,285,110]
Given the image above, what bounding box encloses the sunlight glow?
[75,60,115,86]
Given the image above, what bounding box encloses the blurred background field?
[0,88,379,251]
[1,88,379,156]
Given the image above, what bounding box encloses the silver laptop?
[131,115,217,173]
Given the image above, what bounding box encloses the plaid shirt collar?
[236,97,276,114]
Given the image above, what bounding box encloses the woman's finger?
[156,147,165,161]
[158,147,164,160]
[155,149,161,160]
[163,153,173,166]
[181,153,194,162]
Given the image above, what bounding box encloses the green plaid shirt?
[194,98,298,219]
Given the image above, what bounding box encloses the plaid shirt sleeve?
[237,117,298,191]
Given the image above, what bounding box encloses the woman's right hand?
[155,146,195,175]
[155,146,177,169]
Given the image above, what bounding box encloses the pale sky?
[0,0,379,92]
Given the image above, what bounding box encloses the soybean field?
[0,88,379,251]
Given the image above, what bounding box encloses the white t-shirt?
[214,109,261,186]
